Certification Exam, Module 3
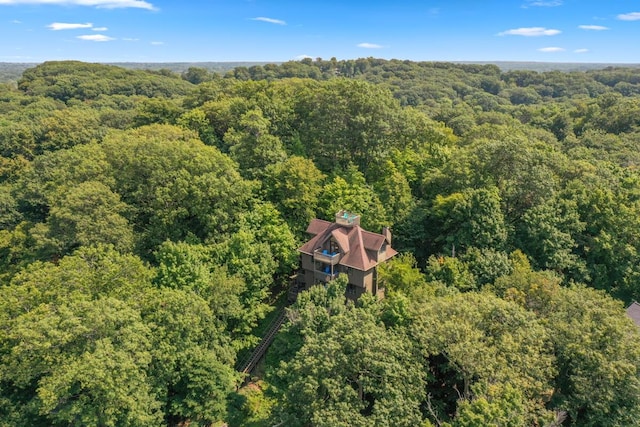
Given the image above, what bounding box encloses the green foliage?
[224,108,287,179]
[516,196,587,279]
[546,286,640,426]
[227,381,275,427]
[411,292,556,426]
[18,61,193,101]
[430,186,507,252]
[153,241,248,338]
[370,160,415,223]
[26,298,161,427]
[177,107,217,145]
[263,155,325,235]
[490,250,563,315]
[3,59,640,426]
[0,248,160,425]
[237,202,298,278]
[45,180,134,256]
[425,255,476,292]
[149,327,236,425]
[13,142,116,224]
[267,278,348,369]
[211,231,275,302]
[296,78,400,172]
[272,301,425,427]
[101,124,256,256]
[446,384,531,427]
[459,247,512,286]
[0,245,240,426]
[132,97,183,127]
[319,164,388,231]
[0,184,21,229]
[378,252,430,296]
[181,66,214,84]
[38,107,104,153]
[490,257,640,425]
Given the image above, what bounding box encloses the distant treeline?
[2,57,640,84]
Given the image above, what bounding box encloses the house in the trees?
[295,210,397,299]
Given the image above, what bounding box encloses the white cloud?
[295,54,313,60]
[579,25,608,30]
[574,48,589,53]
[122,37,138,41]
[251,17,286,25]
[11,19,21,23]
[538,46,565,52]
[618,12,640,21]
[92,26,107,31]
[0,0,155,10]
[498,27,561,36]
[1,55,33,60]
[150,41,163,45]
[77,34,114,41]
[524,0,562,6]
[47,22,92,30]
[357,42,383,49]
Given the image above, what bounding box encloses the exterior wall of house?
[347,268,373,292]
[300,258,375,294]
[378,243,387,263]
[304,270,315,290]
[346,283,367,299]
[301,253,314,271]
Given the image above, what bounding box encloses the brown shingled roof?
[331,228,350,253]
[298,218,397,271]
[361,230,386,251]
[306,218,333,236]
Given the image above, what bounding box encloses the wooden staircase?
[236,273,304,379]
[237,308,287,376]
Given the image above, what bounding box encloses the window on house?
[329,238,339,255]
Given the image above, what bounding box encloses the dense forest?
[0,58,640,426]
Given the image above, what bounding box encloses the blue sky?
[1,0,640,63]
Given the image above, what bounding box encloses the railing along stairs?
[236,308,287,376]
[236,274,304,379]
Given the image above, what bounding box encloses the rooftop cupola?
[335,210,360,227]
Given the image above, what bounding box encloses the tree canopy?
[1,58,640,426]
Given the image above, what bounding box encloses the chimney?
[382,226,392,244]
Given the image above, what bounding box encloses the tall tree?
[224,108,287,179]
[272,297,425,427]
[101,124,256,257]
[319,164,388,231]
[411,292,556,426]
[546,286,640,426]
[263,155,325,235]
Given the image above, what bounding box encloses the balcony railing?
[315,271,339,282]
[313,249,341,265]
[335,210,360,226]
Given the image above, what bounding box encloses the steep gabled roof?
[340,225,375,271]
[298,217,397,271]
[361,230,386,252]
[306,218,333,236]
[331,228,350,253]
